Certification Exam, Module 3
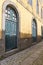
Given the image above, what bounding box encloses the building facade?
[0,0,43,56]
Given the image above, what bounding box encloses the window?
[36,0,39,14]
[32,19,37,42]
[28,0,32,6]
[41,8,43,18]
[32,20,37,37]
[5,6,17,35]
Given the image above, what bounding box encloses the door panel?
[32,20,37,42]
[5,6,18,51]
[5,20,17,51]
[41,27,43,39]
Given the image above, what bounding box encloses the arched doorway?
[5,6,18,51]
[32,19,37,42]
[41,26,43,39]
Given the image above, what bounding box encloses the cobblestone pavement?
[0,41,43,65]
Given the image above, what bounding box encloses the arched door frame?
[2,0,20,51]
[32,18,37,42]
[41,26,43,39]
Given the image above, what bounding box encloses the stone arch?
[2,0,20,51]
[2,0,20,31]
[32,18,37,42]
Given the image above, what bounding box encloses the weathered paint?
[0,0,43,55]
[0,0,42,39]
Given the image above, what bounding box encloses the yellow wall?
[17,0,43,36]
[0,0,5,39]
[0,0,43,39]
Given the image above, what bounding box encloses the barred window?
[36,0,39,14]
[41,8,43,18]
[28,0,32,6]
[5,6,17,35]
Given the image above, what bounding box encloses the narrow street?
[0,41,43,65]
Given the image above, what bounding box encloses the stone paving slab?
[0,41,43,65]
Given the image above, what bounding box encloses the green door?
[32,20,37,42]
[5,6,18,51]
[41,26,43,39]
